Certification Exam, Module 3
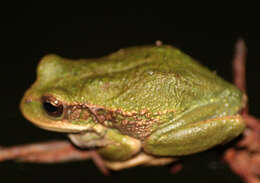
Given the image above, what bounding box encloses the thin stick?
[233,39,247,94]
[0,141,70,162]
[0,140,110,175]
[232,39,248,114]
[89,151,110,176]
[224,39,260,183]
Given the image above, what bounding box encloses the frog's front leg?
[69,126,176,170]
[95,128,176,170]
[143,113,245,156]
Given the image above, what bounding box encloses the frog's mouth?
[29,120,90,133]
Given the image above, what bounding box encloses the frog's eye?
[41,96,64,118]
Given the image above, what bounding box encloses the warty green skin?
[20,45,245,161]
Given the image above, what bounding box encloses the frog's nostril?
[24,97,32,103]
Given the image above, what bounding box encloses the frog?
[20,44,246,170]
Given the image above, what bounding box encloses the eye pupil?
[42,97,63,118]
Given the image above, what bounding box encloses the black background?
[1,6,259,183]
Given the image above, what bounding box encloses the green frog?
[20,44,246,170]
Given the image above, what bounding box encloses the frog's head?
[20,46,163,135]
[20,54,98,133]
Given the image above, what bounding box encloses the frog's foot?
[104,152,176,171]
[0,140,109,175]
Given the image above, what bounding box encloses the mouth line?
[71,129,104,136]
[24,116,90,133]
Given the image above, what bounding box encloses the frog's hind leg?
[143,115,245,157]
[104,152,176,171]
[0,140,109,175]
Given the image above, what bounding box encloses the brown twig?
[233,38,248,94]
[0,141,70,162]
[224,39,260,183]
[0,140,110,175]
[170,163,183,174]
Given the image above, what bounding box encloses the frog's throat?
[68,132,112,148]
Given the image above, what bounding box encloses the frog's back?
[85,45,242,114]
[37,45,242,116]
